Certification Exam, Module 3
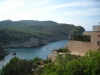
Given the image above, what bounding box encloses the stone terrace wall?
[67,40,98,54]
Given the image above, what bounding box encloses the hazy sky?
[0,0,100,31]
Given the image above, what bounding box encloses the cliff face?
[3,36,68,48]
[0,47,8,59]
[3,38,44,48]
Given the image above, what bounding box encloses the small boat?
[47,47,49,49]
[13,52,16,55]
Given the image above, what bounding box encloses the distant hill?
[0,20,58,28]
[0,20,85,47]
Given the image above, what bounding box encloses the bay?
[0,40,68,68]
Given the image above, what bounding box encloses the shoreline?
[3,39,68,48]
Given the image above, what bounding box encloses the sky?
[0,0,100,31]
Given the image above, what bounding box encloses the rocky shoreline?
[3,36,68,48]
[0,37,68,60]
[0,48,9,60]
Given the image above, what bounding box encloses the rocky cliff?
[3,36,68,48]
[0,47,8,59]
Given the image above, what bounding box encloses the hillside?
[0,20,85,47]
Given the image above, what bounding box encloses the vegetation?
[70,34,91,42]
[53,47,70,53]
[0,48,100,75]
[71,26,85,34]
[41,50,100,75]
[1,57,45,75]
[0,20,85,45]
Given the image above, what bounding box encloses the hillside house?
[67,25,100,56]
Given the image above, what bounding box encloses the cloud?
[0,0,25,14]
[24,0,100,15]
[0,0,100,15]
[43,0,100,10]
[62,8,100,18]
[33,0,53,6]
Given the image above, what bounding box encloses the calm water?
[0,40,68,68]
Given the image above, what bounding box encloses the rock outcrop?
[0,48,8,59]
[48,51,58,62]
[3,36,68,48]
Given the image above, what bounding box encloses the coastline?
[3,37,68,48]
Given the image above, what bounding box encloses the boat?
[13,52,16,55]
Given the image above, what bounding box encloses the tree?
[72,26,85,34]
[1,57,33,75]
[41,50,100,75]
[65,50,100,75]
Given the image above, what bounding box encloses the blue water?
[0,40,68,68]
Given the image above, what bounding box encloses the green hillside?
[0,20,85,45]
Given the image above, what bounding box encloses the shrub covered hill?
[0,20,85,47]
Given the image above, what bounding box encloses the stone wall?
[67,40,98,54]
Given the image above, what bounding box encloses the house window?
[97,41,100,46]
